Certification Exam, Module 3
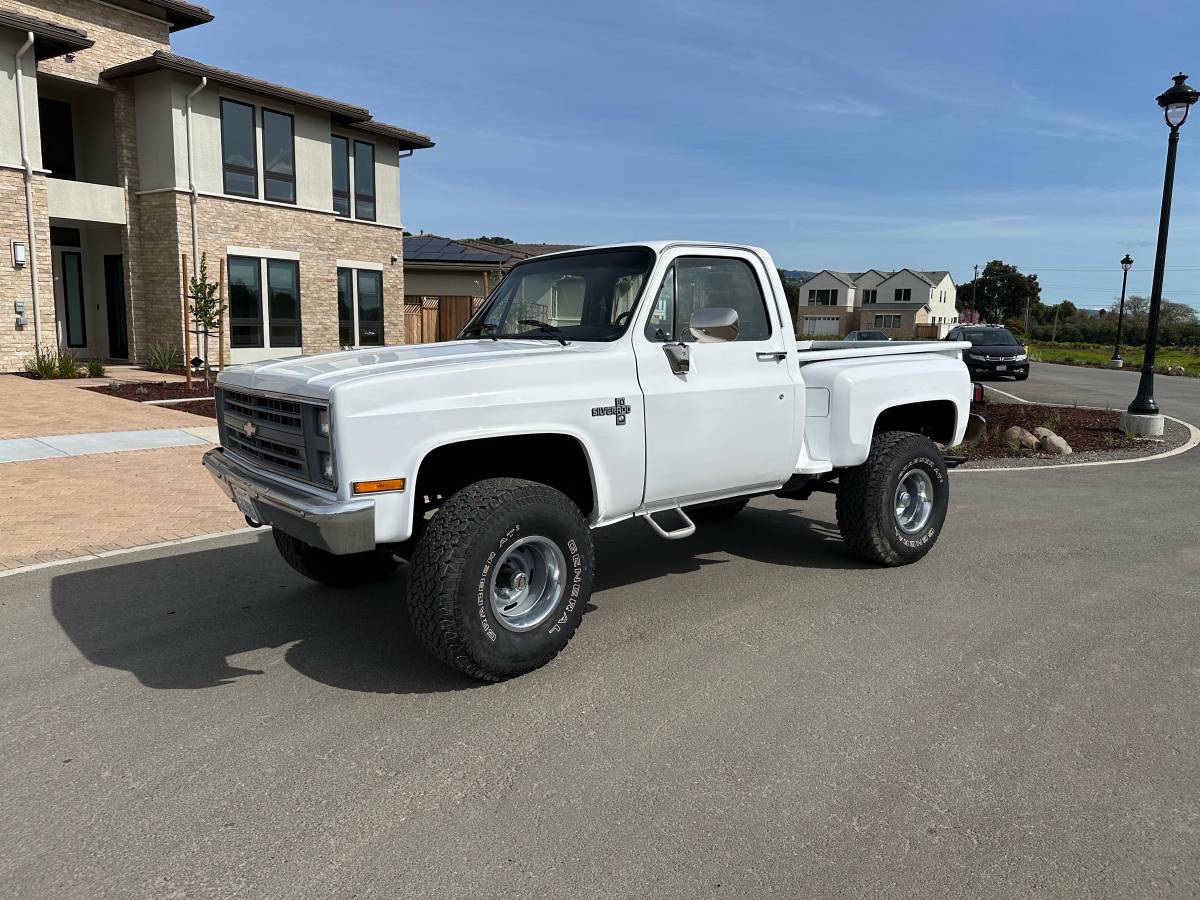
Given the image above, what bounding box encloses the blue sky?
[176,1,1200,309]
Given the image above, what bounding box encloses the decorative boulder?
[1034,427,1073,455]
[1003,425,1040,450]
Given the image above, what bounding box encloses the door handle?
[756,351,787,362]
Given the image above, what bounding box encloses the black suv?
[946,324,1030,380]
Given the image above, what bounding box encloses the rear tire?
[272,529,400,588]
[687,497,749,522]
[407,478,594,682]
[835,431,949,566]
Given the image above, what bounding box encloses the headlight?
[1013,353,1028,362]
[317,408,330,437]
[968,352,986,360]
[317,451,334,482]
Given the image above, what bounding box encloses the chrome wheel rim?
[488,535,566,632]
[894,469,934,534]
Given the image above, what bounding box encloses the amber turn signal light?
[352,478,406,495]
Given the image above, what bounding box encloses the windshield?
[961,328,1019,346]
[460,247,655,342]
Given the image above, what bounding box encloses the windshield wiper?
[517,319,568,346]
[460,322,498,341]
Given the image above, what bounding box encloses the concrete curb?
[0,527,260,579]
[957,385,1200,473]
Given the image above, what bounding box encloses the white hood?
[217,340,573,399]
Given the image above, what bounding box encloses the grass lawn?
[1028,341,1200,376]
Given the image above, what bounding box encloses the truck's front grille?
[216,388,332,487]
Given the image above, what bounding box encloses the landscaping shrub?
[23,344,59,379]
[55,350,80,378]
[147,342,181,372]
[84,358,105,378]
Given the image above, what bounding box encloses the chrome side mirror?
[690,307,739,343]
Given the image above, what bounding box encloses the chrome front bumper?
[203,447,375,555]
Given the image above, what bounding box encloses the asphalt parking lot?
[2,364,1197,899]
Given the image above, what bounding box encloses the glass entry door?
[52,247,87,349]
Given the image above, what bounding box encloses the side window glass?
[676,257,771,342]
[643,265,675,342]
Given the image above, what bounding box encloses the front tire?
[407,478,594,682]
[835,431,949,566]
[272,529,400,587]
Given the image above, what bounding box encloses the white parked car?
[205,242,972,680]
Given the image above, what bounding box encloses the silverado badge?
[241,422,257,438]
[591,397,631,426]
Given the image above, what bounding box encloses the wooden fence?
[403,296,480,344]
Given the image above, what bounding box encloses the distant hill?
[779,269,817,284]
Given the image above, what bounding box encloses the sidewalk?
[0,375,241,573]
[1,374,209,440]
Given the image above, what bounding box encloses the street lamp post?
[1125,73,1200,432]
[1109,254,1133,367]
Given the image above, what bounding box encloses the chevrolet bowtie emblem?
[242,422,257,438]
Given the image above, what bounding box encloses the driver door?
[633,250,796,505]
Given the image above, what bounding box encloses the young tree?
[188,253,225,388]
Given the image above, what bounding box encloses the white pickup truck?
[204,242,973,681]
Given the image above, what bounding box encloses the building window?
[354,140,376,221]
[220,99,257,198]
[861,289,877,304]
[338,267,385,347]
[331,135,350,217]
[229,255,302,349]
[808,288,838,306]
[39,98,76,181]
[261,108,296,204]
[228,256,263,347]
[874,314,902,329]
[894,287,912,302]
[267,259,302,346]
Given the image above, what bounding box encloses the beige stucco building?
[797,268,959,338]
[0,0,432,372]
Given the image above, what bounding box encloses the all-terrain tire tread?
[408,478,592,682]
[836,430,934,566]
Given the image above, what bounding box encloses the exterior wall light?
[12,240,26,268]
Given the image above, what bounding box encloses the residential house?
[797,268,958,338]
[0,0,433,372]
[402,235,508,344]
[402,236,584,343]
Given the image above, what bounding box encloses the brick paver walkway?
[0,374,212,440]
[0,445,244,572]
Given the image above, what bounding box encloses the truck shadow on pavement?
[49,503,866,694]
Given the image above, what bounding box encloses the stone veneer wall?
[7,0,170,85]
[0,168,56,370]
[128,192,407,362]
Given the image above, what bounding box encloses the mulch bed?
[967,402,1135,460]
[82,381,217,419]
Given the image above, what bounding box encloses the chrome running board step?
[639,507,696,540]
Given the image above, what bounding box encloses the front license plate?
[232,484,258,519]
[995,364,1007,371]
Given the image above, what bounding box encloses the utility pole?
[972,264,979,322]
[1051,303,1060,342]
